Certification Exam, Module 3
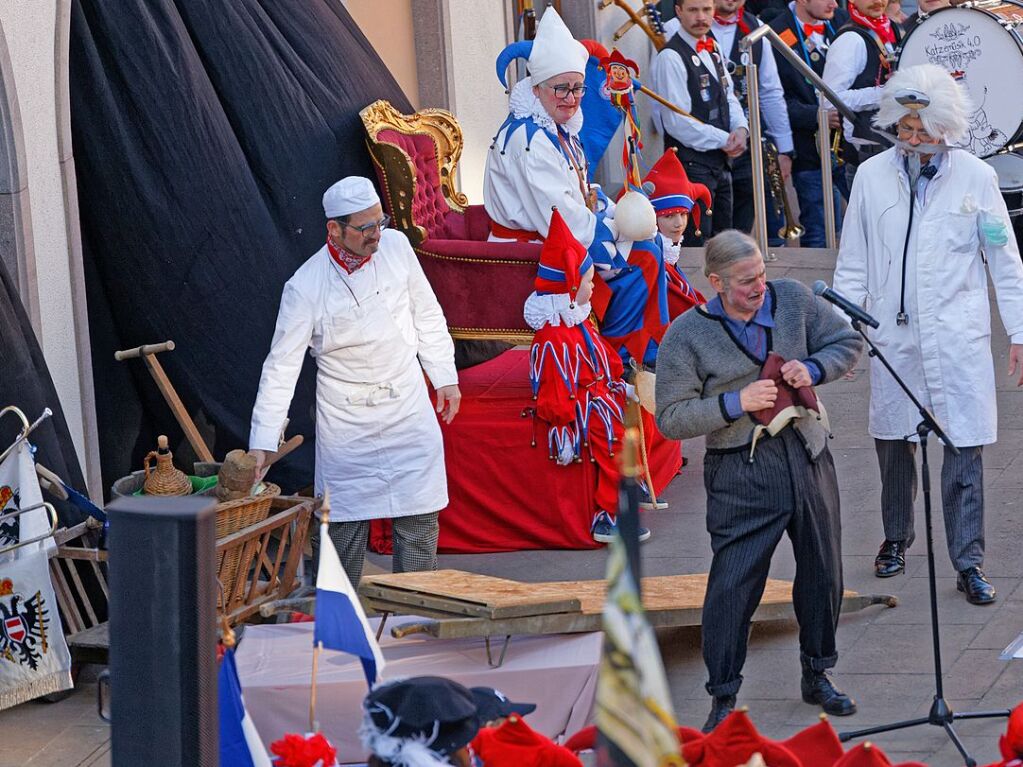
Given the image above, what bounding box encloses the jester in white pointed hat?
[483,8,607,248]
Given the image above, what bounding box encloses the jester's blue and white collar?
[495,78,585,154]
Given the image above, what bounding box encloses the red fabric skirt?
[370,350,682,554]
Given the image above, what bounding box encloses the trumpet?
[763,139,805,241]
[831,128,844,166]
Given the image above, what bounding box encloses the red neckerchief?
[848,4,895,45]
[696,37,716,54]
[714,5,751,35]
[326,236,370,274]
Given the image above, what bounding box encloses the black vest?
[662,32,732,168]
[769,10,847,172]
[717,12,764,117]
[836,23,903,141]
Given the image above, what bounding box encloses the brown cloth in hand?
[752,352,826,436]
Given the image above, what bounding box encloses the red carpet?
[370,350,682,554]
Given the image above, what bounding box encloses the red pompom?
[270,732,337,767]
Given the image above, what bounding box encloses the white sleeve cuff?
[249,425,284,452]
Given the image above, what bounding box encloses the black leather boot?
[800,669,857,716]
[701,695,736,733]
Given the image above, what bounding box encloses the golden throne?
[360,99,541,343]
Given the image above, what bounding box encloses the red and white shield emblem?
[5,615,26,644]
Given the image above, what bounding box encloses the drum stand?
[838,320,1010,767]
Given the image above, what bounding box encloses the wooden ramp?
[358,569,896,641]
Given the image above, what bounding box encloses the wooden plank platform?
[355,571,897,641]
[359,569,582,619]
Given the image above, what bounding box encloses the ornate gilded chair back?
[359,100,469,247]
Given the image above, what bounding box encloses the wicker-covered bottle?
[142,435,191,496]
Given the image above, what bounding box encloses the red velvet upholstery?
[377,130,455,238]
[370,128,541,337]
[370,350,682,554]
[416,238,541,334]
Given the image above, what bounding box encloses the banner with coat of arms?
[0,440,72,708]
[0,551,72,708]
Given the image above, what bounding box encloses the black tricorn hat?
[362,676,480,757]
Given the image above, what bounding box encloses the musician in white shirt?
[651,0,749,243]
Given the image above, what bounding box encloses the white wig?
[873,64,971,142]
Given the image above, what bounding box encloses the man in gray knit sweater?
[655,230,863,732]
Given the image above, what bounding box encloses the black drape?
[70,0,414,495]
[0,260,88,525]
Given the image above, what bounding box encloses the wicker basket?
[216,482,281,610]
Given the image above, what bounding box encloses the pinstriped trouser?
[310,512,440,585]
[701,428,843,698]
[875,439,985,572]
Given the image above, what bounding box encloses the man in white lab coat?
[833,65,1023,605]
[249,176,460,583]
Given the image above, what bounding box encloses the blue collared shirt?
[704,289,822,420]
[909,152,942,207]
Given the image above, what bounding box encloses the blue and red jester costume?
[643,148,710,319]
[524,209,651,544]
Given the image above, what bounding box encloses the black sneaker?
[590,511,650,544]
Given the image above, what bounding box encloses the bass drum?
[898,1,1023,158]
[986,152,1023,217]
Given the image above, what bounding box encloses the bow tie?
[696,38,716,53]
[803,22,825,36]
[920,164,938,179]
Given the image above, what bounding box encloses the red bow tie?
[696,38,715,54]
[803,22,825,36]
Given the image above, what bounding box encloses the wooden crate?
[216,495,315,626]
[49,494,318,664]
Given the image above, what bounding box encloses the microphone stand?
[838,319,1010,766]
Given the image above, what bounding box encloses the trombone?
[598,0,667,50]
[0,501,59,557]
[0,406,53,466]
[740,25,890,250]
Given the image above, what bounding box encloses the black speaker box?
[107,495,218,766]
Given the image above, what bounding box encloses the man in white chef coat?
[249,176,461,584]
[833,65,1023,605]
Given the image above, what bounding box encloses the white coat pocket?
[943,211,980,254]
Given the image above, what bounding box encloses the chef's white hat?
[527,8,588,85]
[323,176,380,219]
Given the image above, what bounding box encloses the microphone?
[812,280,880,329]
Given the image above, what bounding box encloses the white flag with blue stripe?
[314,517,385,687]
[219,647,272,767]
